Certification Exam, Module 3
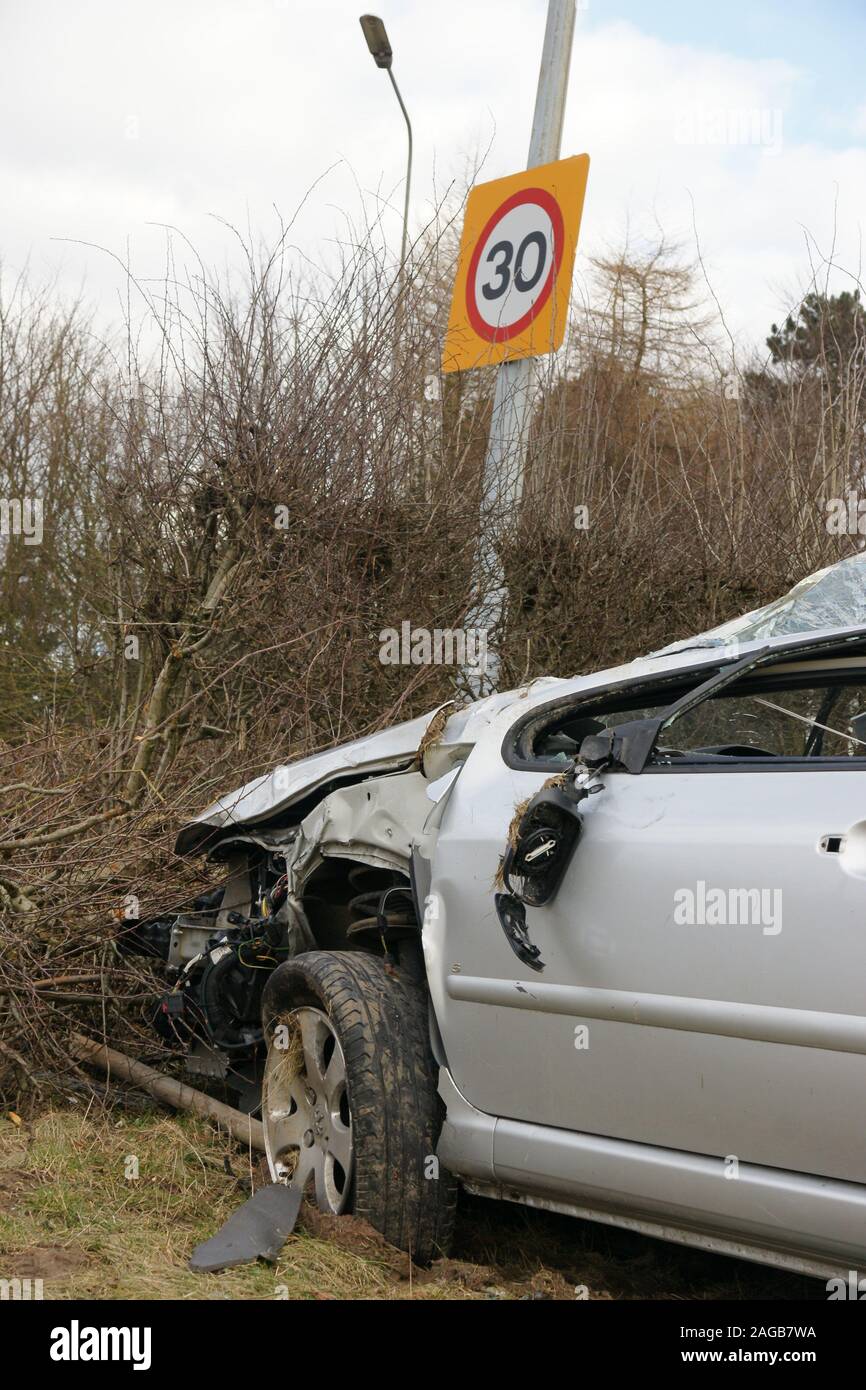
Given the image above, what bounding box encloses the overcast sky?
[2,0,865,352]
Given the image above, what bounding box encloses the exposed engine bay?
[114,712,465,1108]
[118,864,290,1108]
[118,845,426,1108]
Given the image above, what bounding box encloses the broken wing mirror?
[577,646,774,776]
[500,778,588,908]
[578,718,664,775]
[493,893,545,972]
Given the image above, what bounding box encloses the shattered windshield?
[652,553,866,655]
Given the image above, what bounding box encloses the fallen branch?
[70,1032,266,1152]
[0,803,130,852]
[31,974,104,990]
[0,782,77,797]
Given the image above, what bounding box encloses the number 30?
[481,231,547,301]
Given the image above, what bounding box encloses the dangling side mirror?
[500,778,587,908]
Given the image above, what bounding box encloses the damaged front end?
[117,858,307,1107]
[118,706,470,1107]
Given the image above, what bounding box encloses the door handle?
[819,834,845,854]
[822,821,866,879]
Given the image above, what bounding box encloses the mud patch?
[7,1245,91,1279]
[298,1205,416,1280]
[0,1168,33,1196]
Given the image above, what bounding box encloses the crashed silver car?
[130,555,866,1275]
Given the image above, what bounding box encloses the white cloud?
[564,23,866,346]
[0,1,864,352]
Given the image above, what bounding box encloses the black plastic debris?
[189,1182,303,1272]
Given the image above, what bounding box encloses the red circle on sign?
[465,187,565,343]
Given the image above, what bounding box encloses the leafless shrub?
[1,217,864,1098]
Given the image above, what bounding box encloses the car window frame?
[503,636,866,776]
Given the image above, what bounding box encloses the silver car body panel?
[179,558,866,1276]
[177,626,866,856]
[175,708,437,857]
[175,684,565,858]
[283,770,433,891]
[436,1068,866,1280]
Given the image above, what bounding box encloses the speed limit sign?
[442,154,589,373]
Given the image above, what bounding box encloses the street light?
[359,14,413,278]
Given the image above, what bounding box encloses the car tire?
[261,949,457,1264]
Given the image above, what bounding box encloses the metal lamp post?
[359,14,413,286]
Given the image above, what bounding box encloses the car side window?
[656,679,866,761]
[534,704,666,762]
[530,674,866,766]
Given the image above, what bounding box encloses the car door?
[428,647,866,1185]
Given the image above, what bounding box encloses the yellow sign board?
[441,154,590,374]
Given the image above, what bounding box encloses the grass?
[0,1106,825,1301]
[0,1107,431,1300]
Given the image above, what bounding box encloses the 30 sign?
[442,154,589,373]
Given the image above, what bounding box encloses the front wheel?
[261,950,457,1264]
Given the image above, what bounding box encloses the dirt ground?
[0,1107,824,1301]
